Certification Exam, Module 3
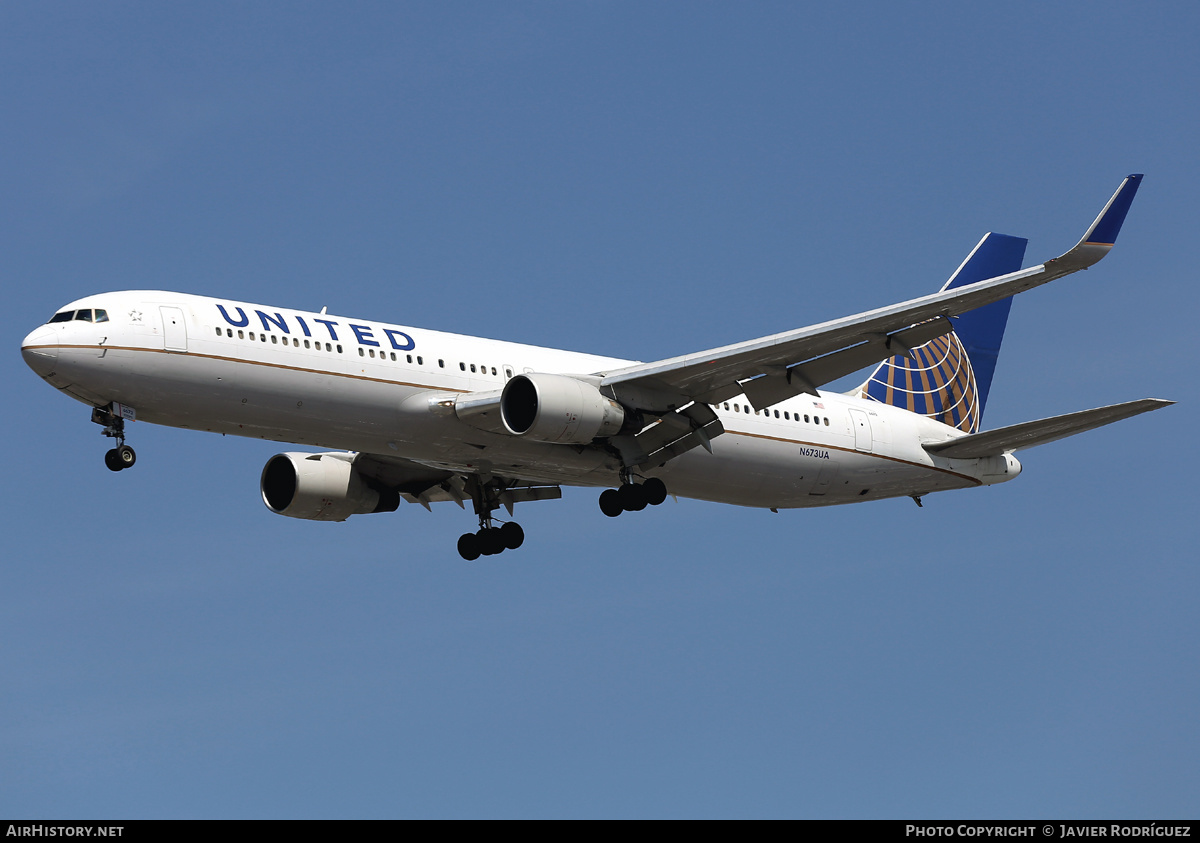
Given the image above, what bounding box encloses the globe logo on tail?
[859,330,981,434]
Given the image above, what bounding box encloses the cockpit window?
[74,309,93,322]
[49,310,75,323]
[93,309,108,323]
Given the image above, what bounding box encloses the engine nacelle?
[260,452,400,522]
[500,373,626,444]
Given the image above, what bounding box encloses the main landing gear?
[599,475,667,517]
[457,477,525,561]
[457,521,524,561]
[92,405,136,472]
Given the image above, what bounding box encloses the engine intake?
[261,452,399,521]
[500,373,625,444]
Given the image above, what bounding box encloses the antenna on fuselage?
[320,306,328,314]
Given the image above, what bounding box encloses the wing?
[597,175,1143,412]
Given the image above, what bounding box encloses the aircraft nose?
[21,326,59,377]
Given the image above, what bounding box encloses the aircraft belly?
[651,429,976,508]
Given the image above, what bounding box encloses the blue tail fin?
[858,232,1027,432]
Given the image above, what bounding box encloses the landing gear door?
[160,306,188,352]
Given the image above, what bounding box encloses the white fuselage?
[21,291,1021,509]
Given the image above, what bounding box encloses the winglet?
[1079,174,1143,247]
[1047,174,1143,274]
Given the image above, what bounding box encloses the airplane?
[21,174,1171,560]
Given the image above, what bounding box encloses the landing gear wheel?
[480,527,505,556]
[643,477,667,506]
[619,482,648,512]
[116,444,136,469]
[599,488,624,517]
[457,533,482,561]
[500,521,525,550]
[104,449,124,472]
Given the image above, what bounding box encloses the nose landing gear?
[103,444,136,472]
[92,405,136,472]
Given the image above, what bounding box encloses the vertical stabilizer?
[858,232,1027,432]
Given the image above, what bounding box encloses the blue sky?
[3,1,1197,819]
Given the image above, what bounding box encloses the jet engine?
[500,373,626,444]
[261,452,400,521]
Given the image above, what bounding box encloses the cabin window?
[358,348,364,357]
[417,356,423,365]
[390,352,396,361]
[303,340,310,348]
[460,362,466,371]
[406,354,413,363]
[325,343,331,351]
[804,414,810,423]
[271,335,278,344]
[470,364,476,373]
[336,345,343,353]
[491,367,497,376]
[238,330,244,339]
[262,334,267,342]
[214,327,221,336]
[824,417,830,426]
[293,338,299,347]
[774,410,780,418]
[784,411,790,420]
[733,404,740,412]
[227,329,233,337]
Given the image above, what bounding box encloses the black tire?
[643,477,668,506]
[104,449,124,472]
[457,533,481,561]
[116,444,136,469]
[599,488,624,517]
[480,527,505,556]
[620,482,648,512]
[500,521,525,550]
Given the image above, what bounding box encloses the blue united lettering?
[383,329,415,351]
[257,311,290,333]
[214,304,416,351]
[350,324,379,346]
[216,304,249,327]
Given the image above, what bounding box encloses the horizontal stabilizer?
[923,398,1172,459]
